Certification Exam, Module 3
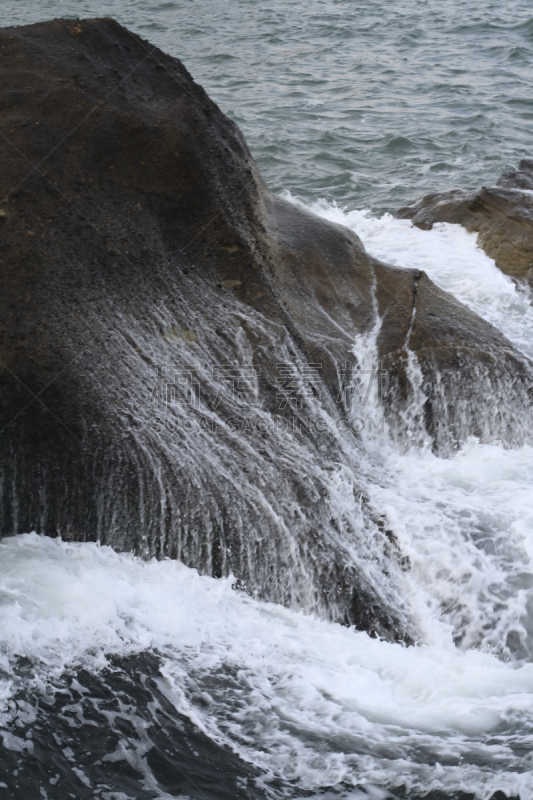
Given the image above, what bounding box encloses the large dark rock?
[1,18,532,638]
[397,160,533,291]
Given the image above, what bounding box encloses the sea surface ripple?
[4,0,533,211]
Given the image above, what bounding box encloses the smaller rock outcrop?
[397,160,533,291]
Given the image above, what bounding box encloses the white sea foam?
[290,195,533,359]
[370,442,533,657]
[1,534,533,797]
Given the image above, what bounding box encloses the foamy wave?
[1,534,533,797]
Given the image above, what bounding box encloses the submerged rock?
[1,18,532,638]
[397,160,533,291]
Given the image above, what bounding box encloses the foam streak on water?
[1,534,533,799]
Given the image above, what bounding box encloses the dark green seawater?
[4,0,533,211]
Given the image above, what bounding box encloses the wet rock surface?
[1,18,532,636]
[397,159,533,291]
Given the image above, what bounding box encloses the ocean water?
[4,0,533,211]
[2,2,533,798]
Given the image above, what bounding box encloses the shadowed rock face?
[397,160,533,291]
[1,18,533,638]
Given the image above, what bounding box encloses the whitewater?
[2,0,533,795]
[2,209,533,798]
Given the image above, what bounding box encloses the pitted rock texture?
[1,18,532,638]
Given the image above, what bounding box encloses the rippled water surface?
[4,0,533,211]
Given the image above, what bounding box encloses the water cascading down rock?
[1,18,533,640]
